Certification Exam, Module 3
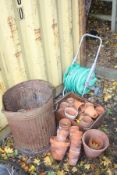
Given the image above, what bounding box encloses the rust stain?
[15,51,21,58]
[7,16,17,38]
[52,19,58,39]
[52,19,57,30]
[52,23,57,30]
[34,28,41,41]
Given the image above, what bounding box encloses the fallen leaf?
[14,149,18,156]
[101,156,111,167]
[4,147,13,154]
[84,163,91,170]
[44,156,53,166]
[56,170,65,175]
[33,158,40,165]
[0,148,4,153]
[79,161,84,167]
[39,172,47,175]
[114,164,117,169]
[48,171,55,175]
[28,164,36,173]
[72,167,77,173]
[63,163,69,172]
[112,82,117,86]
[104,93,112,102]
[106,168,112,175]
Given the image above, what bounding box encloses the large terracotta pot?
[82,129,109,158]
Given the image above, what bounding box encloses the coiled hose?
[63,63,97,96]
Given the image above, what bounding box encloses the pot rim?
[64,107,78,120]
[82,129,109,152]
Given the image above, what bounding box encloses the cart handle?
[72,33,102,66]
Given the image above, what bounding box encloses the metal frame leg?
[111,0,117,32]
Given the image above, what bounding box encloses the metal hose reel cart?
[63,33,102,96]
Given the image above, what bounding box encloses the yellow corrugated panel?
[0,70,8,130]
[0,0,85,130]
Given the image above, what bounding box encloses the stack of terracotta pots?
[50,118,83,165]
[50,118,71,161]
[68,126,83,165]
[50,118,109,166]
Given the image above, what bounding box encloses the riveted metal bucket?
[2,80,56,155]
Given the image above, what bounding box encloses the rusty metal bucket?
[2,80,56,154]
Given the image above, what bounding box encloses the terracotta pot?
[50,136,70,160]
[70,130,83,138]
[70,130,83,147]
[85,102,94,107]
[79,120,92,128]
[79,114,93,123]
[57,129,69,141]
[66,97,75,106]
[78,114,93,128]
[65,107,78,120]
[68,147,81,166]
[84,103,98,119]
[59,118,71,130]
[95,105,105,115]
[70,139,82,148]
[82,129,109,159]
[70,126,79,133]
[59,101,69,110]
[74,100,84,110]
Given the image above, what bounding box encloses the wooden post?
[79,0,86,66]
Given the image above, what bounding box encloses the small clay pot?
[70,139,82,148]
[95,105,105,115]
[70,126,79,133]
[74,100,84,110]
[50,136,70,160]
[70,130,83,138]
[68,147,81,166]
[65,107,78,120]
[79,114,93,123]
[79,114,93,128]
[59,118,71,130]
[57,129,69,141]
[79,120,92,128]
[82,129,109,159]
[59,101,69,110]
[66,97,75,106]
[85,102,94,107]
[84,103,98,119]
[70,130,83,147]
